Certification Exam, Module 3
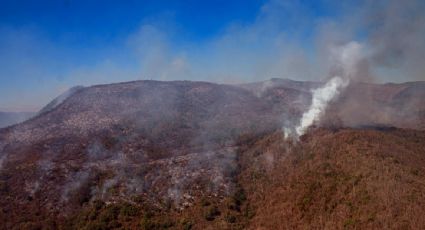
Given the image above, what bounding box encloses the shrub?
[225,197,238,211]
[180,219,193,230]
[0,180,7,193]
[200,198,211,207]
[98,205,119,223]
[159,219,174,228]
[233,187,246,206]
[226,186,247,211]
[102,136,118,150]
[411,168,419,176]
[140,215,156,230]
[92,200,105,211]
[225,213,237,223]
[161,198,173,211]
[70,180,93,206]
[204,206,220,221]
[120,203,139,217]
[344,218,357,229]
[243,204,255,219]
[84,222,107,230]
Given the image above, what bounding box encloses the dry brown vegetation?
[3,127,424,229]
[238,128,425,229]
[0,79,424,229]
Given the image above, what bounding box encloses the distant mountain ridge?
[0,111,35,128]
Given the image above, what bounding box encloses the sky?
[0,0,424,111]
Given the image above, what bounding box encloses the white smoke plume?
[284,41,365,139]
[295,76,348,136]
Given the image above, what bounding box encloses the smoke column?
[296,76,349,136]
[284,41,365,139]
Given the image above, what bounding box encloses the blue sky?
[0,0,424,111]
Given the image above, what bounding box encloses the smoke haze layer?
[1,0,425,111]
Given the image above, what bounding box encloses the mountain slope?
[325,81,425,130]
[0,80,282,229]
[0,79,424,229]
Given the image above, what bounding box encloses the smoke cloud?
[364,0,425,81]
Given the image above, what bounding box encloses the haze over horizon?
[1,0,425,112]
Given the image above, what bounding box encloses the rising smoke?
[284,41,366,139]
[292,76,348,137]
